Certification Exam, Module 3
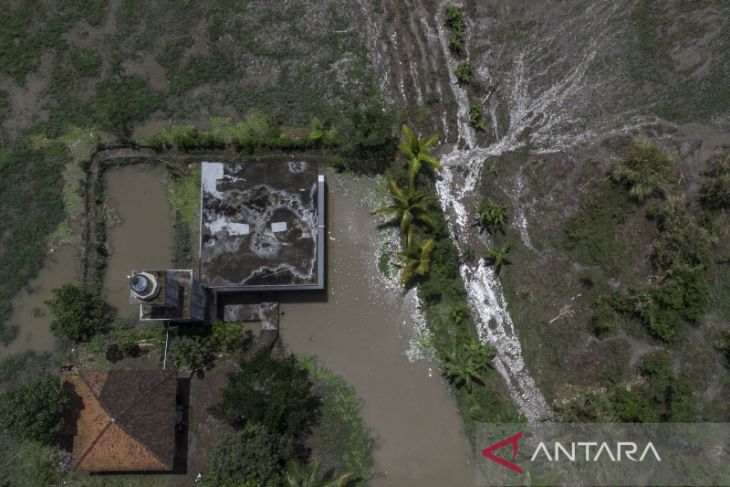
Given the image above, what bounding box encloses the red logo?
[482,432,524,474]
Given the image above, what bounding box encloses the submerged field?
[0,0,729,485]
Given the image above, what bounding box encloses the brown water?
[103,164,174,318]
[1,245,77,358]
[281,173,475,486]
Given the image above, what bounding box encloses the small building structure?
[200,160,326,292]
[128,158,325,321]
[129,269,206,322]
[61,369,178,472]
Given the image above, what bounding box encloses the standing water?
[103,164,174,317]
[1,245,77,358]
[281,173,475,486]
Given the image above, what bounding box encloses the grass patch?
[0,143,67,344]
[69,47,102,79]
[563,180,637,276]
[298,356,375,483]
[557,350,694,422]
[0,90,9,125]
[167,163,201,266]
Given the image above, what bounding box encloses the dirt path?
[281,173,476,486]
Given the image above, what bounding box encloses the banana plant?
[485,244,511,275]
[398,124,442,187]
[377,179,436,232]
[442,339,495,392]
[473,198,508,235]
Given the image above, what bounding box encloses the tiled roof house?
[61,369,178,472]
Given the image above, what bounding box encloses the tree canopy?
[0,374,67,443]
[46,282,106,342]
[210,351,321,440]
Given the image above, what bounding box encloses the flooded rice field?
[103,163,173,317]
[281,173,475,486]
[1,245,77,358]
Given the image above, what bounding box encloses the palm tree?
[442,339,495,392]
[473,198,508,235]
[285,459,353,487]
[377,179,436,232]
[398,233,435,285]
[398,124,442,186]
[485,244,511,275]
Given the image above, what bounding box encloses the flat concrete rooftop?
[200,160,325,291]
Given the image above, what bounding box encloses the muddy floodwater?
[281,173,475,486]
[103,164,173,317]
[1,245,77,358]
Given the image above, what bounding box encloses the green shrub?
[205,424,282,487]
[455,59,474,85]
[69,47,102,78]
[699,149,730,211]
[91,75,164,135]
[591,295,617,337]
[0,375,67,443]
[444,5,465,56]
[650,197,710,271]
[558,351,695,422]
[469,103,485,131]
[0,89,9,124]
[119,336,140,357]
[0,434,61,486]
[563,180,636,275]
[169,336,213,374]
[444,5,465,31]
[0,352,54,390]
[473,198,508,235]
[299,356,374,481]
[210,351,320,440]
[610,138,672,202]
[449,30,465,56]
[46,282,106,342]
[208,321,244,352]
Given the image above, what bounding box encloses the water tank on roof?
[129,272,160,301]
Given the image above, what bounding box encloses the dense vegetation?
[557,350,694,422]
[205,351,365,486]
[378,125,521,430]
[0,374,67,443]
[46,282,107,342]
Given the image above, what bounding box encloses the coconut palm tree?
[485,244,511,275]
[442,339,495,392]
[398,232,436,285]
[377,179,436,232]
[473,198,508,235]
[285,459,353,487]
[398,124,442,186]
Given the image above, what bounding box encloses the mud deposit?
[103,164,173,317]
[281,173,474,486]
[1,245,77,357]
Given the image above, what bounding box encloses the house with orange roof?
[60,369,179,472]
